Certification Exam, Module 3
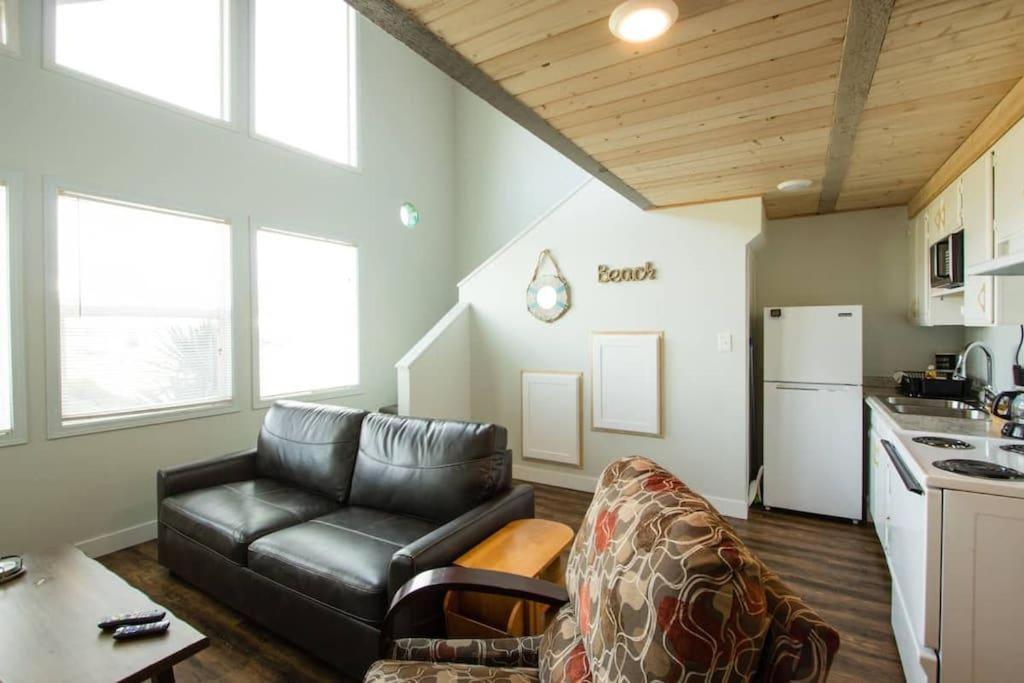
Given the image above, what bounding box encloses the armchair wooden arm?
[380,566,569,654]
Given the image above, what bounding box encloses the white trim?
[41,0,235,128]
[395,302,470,369]
[249,219,362,409]
[513,463,749,520]
[76,520,157,558]
[0,170,27,447]
[457,179,592,290]
[43,177,243,439]
[246,0,361,172]
[513,463,597,494]
[0,0,21,58]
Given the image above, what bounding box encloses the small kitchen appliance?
[930,228,965,288]
[992,390,1024,440]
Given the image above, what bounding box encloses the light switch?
[717,332,732,352]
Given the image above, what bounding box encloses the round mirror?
[399,202,420,228]
[536,285,558,310]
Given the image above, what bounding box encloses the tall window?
[254,227,358,401]
[0,0,18,52]
[0,183,14,438]
[51,0,230,120]
[55,191,233,429]
[253,0,357,165]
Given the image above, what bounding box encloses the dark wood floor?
[101,483,902,682]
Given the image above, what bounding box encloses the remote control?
[112,620,170,640]
[98,609,166,630]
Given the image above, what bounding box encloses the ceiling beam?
[908,76,1024,218]
[345,0,655,211]
[816,0,894,214]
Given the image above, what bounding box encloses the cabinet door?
[941,491,1024,682]
[993,117,1024,246]
[962,155,994,326]
[868,431,889,549]
[916,216,931,326]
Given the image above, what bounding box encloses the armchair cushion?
[538,604,591,683]
[564,456,770,681]
[390,636,543,669]
[350,413,511,523]
[248,507,438,624]
[364,661,539,683]
[256,400,368,501]
[159,478,338,564]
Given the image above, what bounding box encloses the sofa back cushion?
[256,400,368,501]
[563,456,772,681]
[348,413,511,523]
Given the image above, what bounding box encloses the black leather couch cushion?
[160,479,338,564]
[248,507,438,624]
[256,400,368,501]
[348,413,511,523]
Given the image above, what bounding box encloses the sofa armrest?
[388,484,534,596]
[157,449,258,502]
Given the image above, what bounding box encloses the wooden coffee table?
[0,546,208,682]
[444,518,574,638]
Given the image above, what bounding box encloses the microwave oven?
[930,229,964,289]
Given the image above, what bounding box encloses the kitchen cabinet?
[992,116,1024,251]
[962,154,995,325]
[868,429,890,550]
[940,491,1024,682]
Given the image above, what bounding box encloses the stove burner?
[912,436,974,449]
[1001,444,1024,456]
[934,459,1024,480]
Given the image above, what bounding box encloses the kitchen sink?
[885,396,980,410]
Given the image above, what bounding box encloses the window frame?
[249,220,362,409]
[43,177,242,439]
[0,0,21,57]
[247,0,360,171]
[42,0,234,127]
[0,170,27,447]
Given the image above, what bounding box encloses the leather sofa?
[157,400,534,678]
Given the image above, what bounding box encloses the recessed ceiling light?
[776,179,814,193]
[609,0,679,43]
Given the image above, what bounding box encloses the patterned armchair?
[365,457,840,682]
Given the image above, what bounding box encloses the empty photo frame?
[591,331,663,437]
[521,371,582,467]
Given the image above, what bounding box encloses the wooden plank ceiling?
[388,0,1024,219]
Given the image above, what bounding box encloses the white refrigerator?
[763,305,863,521]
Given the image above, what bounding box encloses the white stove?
[898,430,1024,498]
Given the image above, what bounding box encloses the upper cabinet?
[993,118,1024,251]
[911,113,1024,327]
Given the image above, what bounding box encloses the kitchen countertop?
[865,385,1024,498]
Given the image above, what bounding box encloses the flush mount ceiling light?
[609,0,679,43]
[776,179,814,193]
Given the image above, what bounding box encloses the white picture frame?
[591,331,664,437]
[521,371,582,467]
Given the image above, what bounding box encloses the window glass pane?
[54,0,228,119]
[57,192,233,421]
[0,185,12,433]
[254,0,356,165]
[256,229,358,398]
[0,1,9,47]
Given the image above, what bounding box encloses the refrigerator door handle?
[774,385,821,391]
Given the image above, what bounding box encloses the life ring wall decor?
[526,249,571,323]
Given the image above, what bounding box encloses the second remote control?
[98,609,166,630]
[113,620,170,640]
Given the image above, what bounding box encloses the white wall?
[965,325,1023,390]
[0,2,457,553]
[754,207,964,377]
[396,302,471,419]
[459,181,762,518]
[453,88,588,279]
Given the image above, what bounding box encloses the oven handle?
[882,440,924,495]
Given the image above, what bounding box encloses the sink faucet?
[954,341,995,401]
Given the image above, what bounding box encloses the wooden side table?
[444,519,574,639]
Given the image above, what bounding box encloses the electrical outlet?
[717,332,732,352]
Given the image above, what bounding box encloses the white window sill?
[254,385,362,410]
[48,401,240,439]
